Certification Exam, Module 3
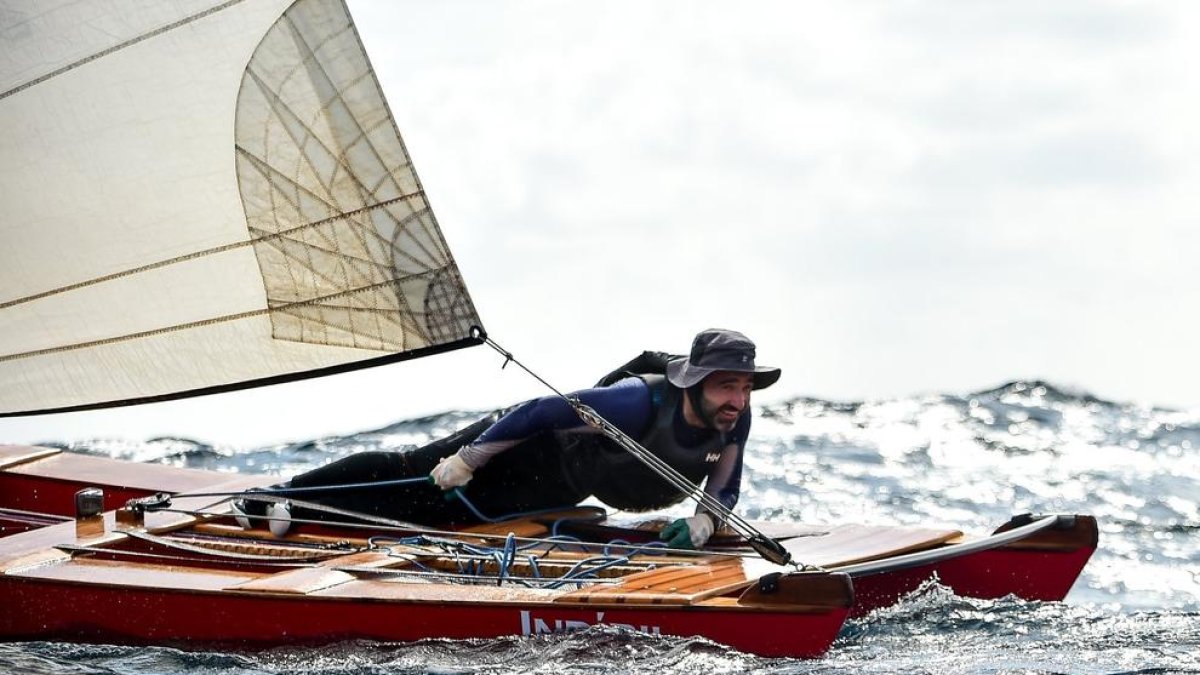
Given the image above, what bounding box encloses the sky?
[2,0,1198,448]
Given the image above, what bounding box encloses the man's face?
[698,371,754,432]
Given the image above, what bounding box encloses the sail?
[0,0,483,415]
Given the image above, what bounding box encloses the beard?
[700,395,744,432]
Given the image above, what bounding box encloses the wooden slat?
[785,524,961,568]
[228,551,400,595]
[3,448,239,494]
[558,514,829,545]
[554,561,751,606]
[15,556,258,590]
[0,445,60,470]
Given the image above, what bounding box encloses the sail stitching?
[251,232,411,344]
[0,274,443,363]
[280,16,448,277]
[236,145,424,269]
[241,111,400,347]
[278,13,439,276]
[238,150,437,286]
[0,195,422,310]
[247,224,396,276]
[237,143,374,276]
[0,0,247,101]
[267,16,382,346]
[341,3,482,338]
[242,66,347,347]
[271,298,427,351]
[281,13,446,274]
[241,16,443,347]
[243,64,385,346]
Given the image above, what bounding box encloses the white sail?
[0,0,483,415]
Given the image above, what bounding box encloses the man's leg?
[243,413,500,527]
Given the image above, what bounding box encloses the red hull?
[851,545,1096,617]
[0,574,847,658]
[0,445,1097,656]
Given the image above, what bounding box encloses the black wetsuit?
[275,376,749,526]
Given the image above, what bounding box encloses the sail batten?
[0,0,484,416]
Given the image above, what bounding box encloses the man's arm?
[456,377,653,470]
[699,412,749,519]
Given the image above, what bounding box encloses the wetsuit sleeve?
[699,412,749,522]
[457,377,653,469]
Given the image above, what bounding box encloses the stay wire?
[480,336,795,567]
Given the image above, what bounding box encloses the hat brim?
[666,359,781,390]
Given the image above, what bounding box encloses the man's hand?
[659,513,715,550]
[430,453,474,489]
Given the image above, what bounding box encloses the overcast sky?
[2,0,1197,447]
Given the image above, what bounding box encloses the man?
[238,328,780,550]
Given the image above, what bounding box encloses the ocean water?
[4,381,1198,674]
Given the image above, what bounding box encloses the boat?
[0,0,1097,659]
[0,443,1096,655]
[0,444,854,657]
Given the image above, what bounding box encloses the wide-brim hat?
[666,328,781,390]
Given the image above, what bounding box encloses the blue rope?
[603,538,668,557]
[550,510,606,537]
[184,476,433,500]
[448,487,587,524]
[545,555,630,589]
[496,533,517,584]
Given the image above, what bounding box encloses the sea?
[4,380,1197,674]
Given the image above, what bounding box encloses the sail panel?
[0,0,483,415]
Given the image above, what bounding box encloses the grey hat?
[666,329,781,390]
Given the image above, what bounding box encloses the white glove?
[685,513,715,548]
[430,453,474,489]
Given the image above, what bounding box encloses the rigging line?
[0,193,423,311]
[480,336,796,567]
[174,504,753,561]
[333,566,623,588]
[0,0,247,102]
[568,403,763,533]
[482,335,734,520]
[480,336,723,518]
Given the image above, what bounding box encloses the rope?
[167,331,800,566]
[481,336,796,567]
[182,502,746,560]
[180,476,432,500]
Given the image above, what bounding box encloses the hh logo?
[519,610,660,636]
[705,452,722,463]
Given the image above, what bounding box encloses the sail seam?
[338,0,482,329]
[0,0,247,102]
[251,231,412,340]
[0,194,424,311]
[0,334,483,418]
[0,274,442,363]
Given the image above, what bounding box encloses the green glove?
[659,513,715,550]
[660,518,695,549]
